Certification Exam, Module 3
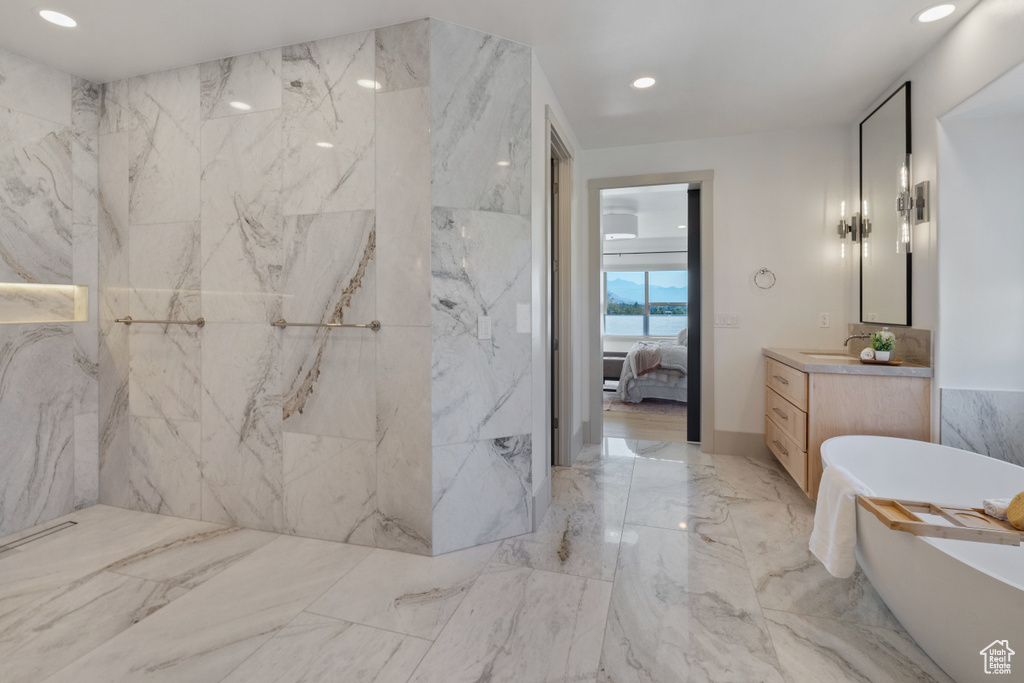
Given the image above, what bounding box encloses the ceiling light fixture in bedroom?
[630,77,656,89]
[603,213,638,240]
[38,9,77,27]
[915,4,956,22]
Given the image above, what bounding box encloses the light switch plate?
[714,314,740,328]
[478,316,492,340]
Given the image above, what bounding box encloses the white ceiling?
[0,0,979,149]
[602,184,689,241]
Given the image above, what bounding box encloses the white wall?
[581,125,851,439]
[531,53,584,493]
[937,112,1024,389]
[849,0,1024,436]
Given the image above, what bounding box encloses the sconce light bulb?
[862,200,868,218]
[840,201,846,221]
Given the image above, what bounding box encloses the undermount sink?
[805,353,855,361]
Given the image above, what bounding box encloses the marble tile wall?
[429,21,533,554]
[0,47,99,536]
[941,388,1024,466]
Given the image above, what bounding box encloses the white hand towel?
[809,464,874,579]
[984,499,1012,520]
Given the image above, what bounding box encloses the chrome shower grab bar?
[116,316,205,327]
[270,319,381,331]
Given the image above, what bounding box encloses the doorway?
[548,112,574,468]
[587,171,715,451]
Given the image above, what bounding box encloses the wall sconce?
[895,155,930,253]
[836,200,862,259]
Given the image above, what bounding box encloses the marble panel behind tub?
[0,324,75,537]
[432,435,532,555]
[200,48,282,120]
[127,66,201,226]
[0,105,72,284]
[201,323,284,532]
[430,20,531,215]
[431,207,532,446]
[200,108,283,323]
[941,388,1024,466]
[282,32,375,216]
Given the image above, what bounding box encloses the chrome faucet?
[844,333,871,346]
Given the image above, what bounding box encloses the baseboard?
[532,473,552,531]
[571,424,584,462]
[712,429,771,459]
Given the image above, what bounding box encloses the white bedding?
[617,339,688,404]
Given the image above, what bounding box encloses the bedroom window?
[605,270,687,337]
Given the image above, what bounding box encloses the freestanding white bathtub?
[821,436,1024,683]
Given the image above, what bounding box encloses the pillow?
[676,328,688,346]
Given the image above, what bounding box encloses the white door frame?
[587,171,715,453]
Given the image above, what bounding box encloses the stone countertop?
[763,348,933,378]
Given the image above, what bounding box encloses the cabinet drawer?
[765,417,807,491]
[766,358,808,411]
[765,387,807,451]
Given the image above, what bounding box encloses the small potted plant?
[870,329,896,361]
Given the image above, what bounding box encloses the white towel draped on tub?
[983,499,1012,520]
[810,465,874,578]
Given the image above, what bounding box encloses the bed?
[617,328,688,404]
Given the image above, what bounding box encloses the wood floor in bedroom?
[603,409,687,442]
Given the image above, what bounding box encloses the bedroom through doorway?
[599,183,700,442]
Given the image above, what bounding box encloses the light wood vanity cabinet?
[763,354,931,501]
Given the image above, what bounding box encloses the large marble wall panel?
[127,67,201,226]
[282,33,376,216]
[282,432,377,544]
[0,47,72,126]
[431,208,532,446]
[0,106,73,284]
[200,109,282,323]
[72,79,100,509]
[129,415,202,519]
[376,87,431,328]
[200,49,282,120]
[429,20,531,215]
[97,132,132,509]
[432,435,532,555]
[376,325,432,555]
[201,323,283,532]
[941,388,1024,467]
[375,19,429,93]
[0,324,75,536]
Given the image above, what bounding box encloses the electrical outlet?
[819,313,830,328]
[477,316,492,340]
[714,314,740,328]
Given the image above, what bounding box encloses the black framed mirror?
[860,81,911,326]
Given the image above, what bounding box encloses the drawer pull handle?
[772,439,790,457]
[772,375,790,385]
[772,407,788,421]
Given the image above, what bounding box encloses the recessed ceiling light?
[677,224,687,229]
[38,9,77,27]
[916,4,956,22]
[357,79,382,90]
[631,77,656,89]
[316,142,334,149]
[497,161,511,167]
[229,101,252,111]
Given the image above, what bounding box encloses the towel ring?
[754,267,776,290]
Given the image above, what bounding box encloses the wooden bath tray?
[858,496,1024,546]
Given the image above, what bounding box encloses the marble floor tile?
[0,505,214,620]
[493,465,629,581]
[408,563,611,683]
[712,452,810,505]
[308,542,496,640]
[603,437,712,465]
[572,444,638,486]
[0,570,183,682]
[598,524,785,683]
[764,609,954,683]
[729,499,900,629]
[104,524,275,590]
[624,457,735,538]
[221,612,431,683]
[44,535,373,683]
